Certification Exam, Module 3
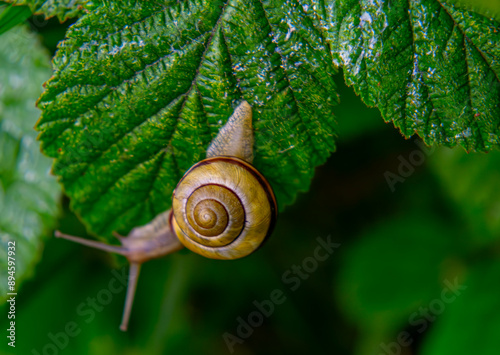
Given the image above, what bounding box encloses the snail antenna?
[119,262,141,331]
[54,231,129,255]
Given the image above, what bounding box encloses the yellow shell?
[172,156,277,260]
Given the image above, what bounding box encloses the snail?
[55,101,277,331]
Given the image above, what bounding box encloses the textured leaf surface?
[35,0,339,240]
[0,26,60,297]
[328,0,500,152]
[6,0,90,21]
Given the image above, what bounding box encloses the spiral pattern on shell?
[171,157,277,260]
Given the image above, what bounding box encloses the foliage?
[421,260,500,355]
[450,0,500,20]
[33,0,500,242]
[35,0,339,240]
[330,0,500,152]
[0,1,500,355]
[4,0,91,21]
[333,141,500,355]
[0,25,60,298]
[431,148,500,246]
[0,3,31,35]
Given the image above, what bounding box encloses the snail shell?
[172,156,277,259]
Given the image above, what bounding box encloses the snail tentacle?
[55,230,129,255]
[119,263,141,332]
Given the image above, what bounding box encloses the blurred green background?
[2,5,500,355]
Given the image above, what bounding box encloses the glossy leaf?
[0,26,60,297]
[5,0,90,21]
[328,0,500,152]
[35,0,339,240]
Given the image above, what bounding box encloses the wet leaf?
[35,0,339,240]
[0,26,60,297]
[5,0,91,21]
[329,0,500,152]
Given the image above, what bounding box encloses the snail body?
[55,101,277,330]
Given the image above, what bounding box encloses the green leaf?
[0,25,60,297]
[448,0,500,21]
[430,146,500,245]
[329,0,500,152]
[0,4,31,36]
[337,214,456,332]
[35,0,339,240]
[5,0,92,21]
[421,259,500,355]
